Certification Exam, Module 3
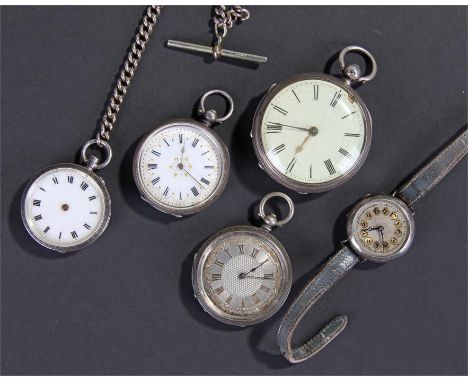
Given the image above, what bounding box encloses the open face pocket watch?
[251,46,377,193]
[133,90,233,217]
[192,192,294,326]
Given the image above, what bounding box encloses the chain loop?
[96,5,162,144]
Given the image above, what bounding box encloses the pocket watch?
[277,128,467,363]
[21,6,162,253]
[192,192,294,326]
[133,90,233,217]
[251,46,377,193]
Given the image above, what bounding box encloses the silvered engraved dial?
[133,120,229,216]
[21,164,111,253]
[253,73,372,193]
[193,226,292,326]
[347,195,415,262]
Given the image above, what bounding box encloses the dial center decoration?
[221,255,264,297]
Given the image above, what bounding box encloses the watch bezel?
[192,225,292,327]
[21,163,112,253]
[346,194,415,262]
[251,72,372,194]
[133,118,230,217]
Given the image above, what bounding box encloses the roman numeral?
[71,231,78,239]
[215,286,225,295]
[251,293,261,304]
[39,187,46,192]
[204,165,214,169]
[179,192,182,200]
[345,133,361,137]
[201,151,209,156]
[88,195,96,201]
[309,164,313,179]
[147,163,157,170]
[271,144,286,155]
[151,177,160,185]
[251,248,259,258]
[192,138,199,148]
[151,150,161,157]
[200,177,210,185]
[226,295,233,304]
[324,159,336,175]
[59,232,62,240]
[163,187,169,196]
[163,138,170,147]
[330,91,342,107]
[342,111,356,119]
[272,104,288,115]
[191,187,199,196]
[34,215,42,221]
[264,273,274,279]
[80,181,89,191]
[52,177,59,184]
[286,157,297,173]
[68,176,74,184]
[291,89,301,103]
[211,273,222,281]
[313,84,319,100]
[338,147,353,159]
[90,211,98,215]
[33,199,41,206]
[266,122,282,133]
[238,245,244,254]
[179,134,183,143]
[214,260,224,268]
[43,226,50,233]
[260,284,271,293]
[224,249,232,258]
[83,223,91,230]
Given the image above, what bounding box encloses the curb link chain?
[97,5,162,145]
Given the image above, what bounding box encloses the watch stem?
[199,109,218,126]
[261,213,278,231]
[344,63,362,82]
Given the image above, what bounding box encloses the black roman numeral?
[204,165,214,169]
[313,84,319,100]
[88,195,96,201]
[151,150,161,157]
[338,147,353,159]
[33,199,41,206]
[192,138,199,148]
[201,151,209,156]
[330,91,342,107]
[90,211,98,215]
[163,187,169,196]
[214,260,224,268]
[271,144,286,155]
[200,177,210,185]
[191,187,199,196]
[309,164,313,179]
[71,231,78,239]
[147,163,157,170]
[264,273,274,279]
[291,89,301,103]
[43,226,50,233]
[52,177,59,184]
[251,248,259,258]
[266,122,282,133]
[286,157,297,173]
[260,284,271,293]
[163,138,170,147]
[80,181,89,191]
[226,295,233,304]
[68,176,74,184]
[211,273,222,281]
[39,187,46,192]
[151,177,160,185]
[342,111,356,119]
[179,134,183,143]
[272,104,288,115]
[239,245,244,254]
[345,133,361,137]
[215,286,225,295]
[34,215,42,221]
[59,232,62,239]
[324,159,336,175]
[251,293,261,304]
[83,223,91,230]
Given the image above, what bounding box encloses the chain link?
[212,5,250,59]
[96,5,162,144]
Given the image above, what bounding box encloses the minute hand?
[276,124,311,132]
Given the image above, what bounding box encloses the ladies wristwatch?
[277,127,467,363]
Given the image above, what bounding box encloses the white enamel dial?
[22,164,110,252]
[134,121,228,215]
[256,76,371,191]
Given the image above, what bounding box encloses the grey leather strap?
[395,128,467,207]
[277,245,360,363]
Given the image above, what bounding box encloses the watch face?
[347,195,415,262]
[193,226,292,326]
[21,163,111,253]
[133,120,229,216]
[252,73,372,193]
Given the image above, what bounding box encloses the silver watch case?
[192,225,292,327]
[346,194,415,262]
[21,163,112,253]
[133,119,230,217]
[251,73,372,194]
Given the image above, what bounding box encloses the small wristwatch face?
[21,164,110,252]
[254,74,371,192]
[347,195,415,262]
[134,121,228,215]
[193,227,292,326]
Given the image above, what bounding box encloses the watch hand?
[243,275,274,280]
[178,164,205,189]
[270,123,311,132]
[239,259,268,279]
[295,127,318,153]
[180,140,185,162]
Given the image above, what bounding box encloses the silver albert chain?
[21,6,162,253]
[167,5,267,64]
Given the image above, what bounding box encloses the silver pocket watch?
[133,90,234,217]
[192,192,294,326]
[251,46,377,194]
